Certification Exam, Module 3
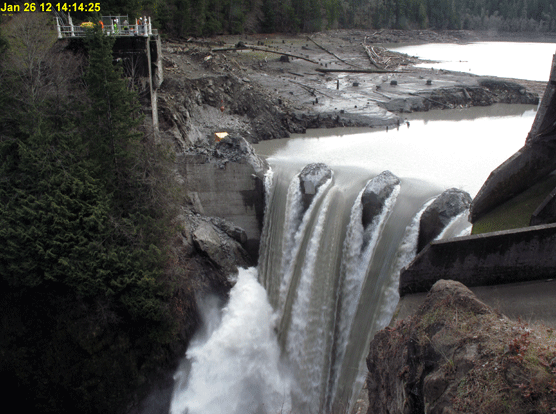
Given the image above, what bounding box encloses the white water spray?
[434,210,472,240]
[169,268,292,414]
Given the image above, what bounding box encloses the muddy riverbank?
[158,29,547,145]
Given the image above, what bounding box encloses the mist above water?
[170,268,292,414]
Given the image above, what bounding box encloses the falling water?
[256,162,444,412]
[170,104,537,414]
[328,177,400,407]
[169,268,292,414]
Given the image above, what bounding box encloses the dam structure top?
[54,13,157,39]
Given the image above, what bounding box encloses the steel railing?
[55,15,157,39]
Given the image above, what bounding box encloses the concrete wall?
[177,154,266,259]
[470,54,556,222]
[469,143,556,222]
[531,186,556,225]
[399,223,556,295]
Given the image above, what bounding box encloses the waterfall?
[168,104,538,414]
[328,180,400,408]
[171,164,450,414]
[255,161,446,412]
[169,268,292,414]
[277,173,333,324]
[285,190,335,411]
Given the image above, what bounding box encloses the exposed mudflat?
[158,29,548,144]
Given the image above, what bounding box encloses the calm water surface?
[392,41,556,81]
[254,104,537,197]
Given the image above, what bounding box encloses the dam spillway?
[257,162,443,412]
[170,105,537,414]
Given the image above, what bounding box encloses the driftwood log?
[211,45,319,64]
[315,68,394,74]
[362,42,384,69]
[306,36,360,68]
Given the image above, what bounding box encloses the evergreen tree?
[1,19,177,413]
[83,29,142,202]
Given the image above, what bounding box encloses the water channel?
[170,42,554,414]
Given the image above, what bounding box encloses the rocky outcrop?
[417,188,472,252]
[361,171,400,227]
[478,79,539,104]
[299,163,333,210]
[176,135,268,260]
[367,280,556,414]
[178,213,252,274]
[470,54,556,223]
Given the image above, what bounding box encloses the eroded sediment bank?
[158,29,543,148]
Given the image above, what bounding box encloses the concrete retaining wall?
[399,223,556,295]
[531,186,556,225]
[470,54,556,222]
[177,154,265,259]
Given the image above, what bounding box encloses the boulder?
[209,216,248,245]
[361,171,400,228]
[191,220,251,274]
[367,279,556,414]
[213,135,267,176]
[299,163,333,210]
[418,188,472,252]
[366,281,492,414]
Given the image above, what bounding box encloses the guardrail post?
[68,13,75,37]
[56,18,62,39]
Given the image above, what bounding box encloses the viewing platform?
[53,12,164,140]
[55,14,157,39]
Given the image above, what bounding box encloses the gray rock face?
[361,171,400,228]
[180,214,252,274]
[366,280,495,414]
[213,135,267,175]
[418,188,472,252]
[299,163,333,210]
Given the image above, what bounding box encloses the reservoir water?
[392,41,556,81]
[170,42,552,414]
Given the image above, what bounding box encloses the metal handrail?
[55,15,156,39]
